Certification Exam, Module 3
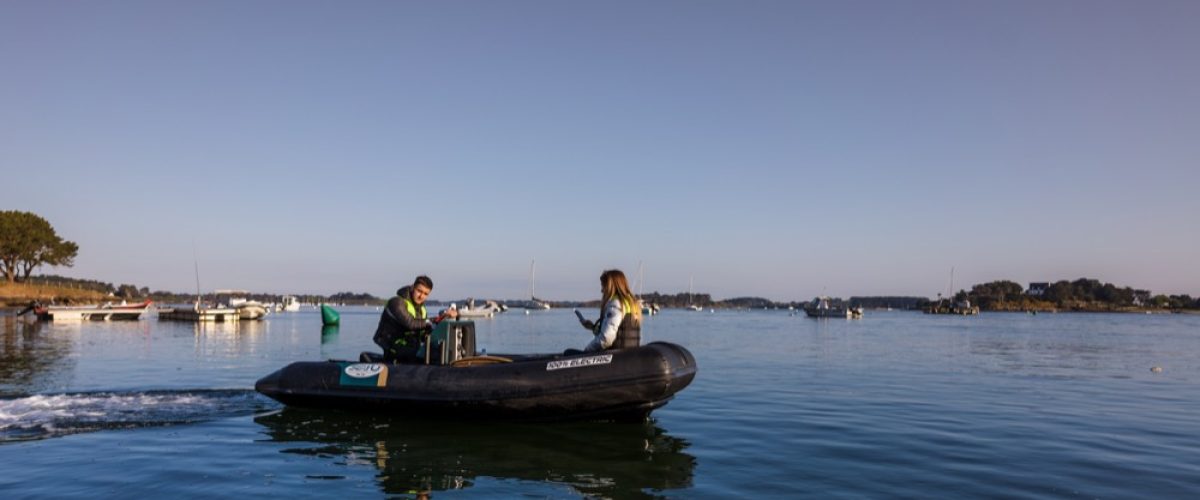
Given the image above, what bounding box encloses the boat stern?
[647,342,698,397]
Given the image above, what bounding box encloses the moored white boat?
[279,295,300,312]
[215,290,270,320]
[455,299,503,319]
[33,300,154,321]
[803,297,863,318]
[236,301,270,320]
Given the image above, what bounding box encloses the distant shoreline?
[3,281,1197,315]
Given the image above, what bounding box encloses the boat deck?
[42,308,148,321]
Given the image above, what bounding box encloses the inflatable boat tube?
[255,342,697,422]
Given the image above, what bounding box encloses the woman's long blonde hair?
[601,269,642,325]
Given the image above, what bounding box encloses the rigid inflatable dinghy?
[255,321,697,422]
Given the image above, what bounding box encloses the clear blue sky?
[3,1,1197,301]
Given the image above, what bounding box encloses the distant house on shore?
[1133,289,1152,306]
[1026,282,1049,297]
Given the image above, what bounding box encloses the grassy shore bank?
[0,282,109,307]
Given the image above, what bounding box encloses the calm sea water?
[2,307,1198,498]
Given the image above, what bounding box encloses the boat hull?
[34,300,153,321]
[804,308,852,318]
[237,304,269,320]
[255,342,697,422]
[455,308,496,319]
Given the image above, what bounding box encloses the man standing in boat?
[374,275,457,363]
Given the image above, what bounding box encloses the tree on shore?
[966,280,1027,309]
[957,277,1199,311]
[0,211,79,283]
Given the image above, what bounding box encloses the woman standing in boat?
[577,269,642,351]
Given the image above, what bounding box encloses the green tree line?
[956,278,1198,311]
[639,291,714,307]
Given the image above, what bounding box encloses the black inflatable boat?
[255,321,697,422]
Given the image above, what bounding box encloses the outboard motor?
[16,301,40,317]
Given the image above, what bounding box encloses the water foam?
[0,389,268,443]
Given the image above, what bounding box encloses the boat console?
[359,320,477,365]
[422,320,477,365]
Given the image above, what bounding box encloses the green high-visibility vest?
[403,297,428,320]
[387,296,429,350]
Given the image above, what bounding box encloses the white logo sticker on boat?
[546,354,613,371]
[344,363,385,378]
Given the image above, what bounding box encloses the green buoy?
[320,304,340,325]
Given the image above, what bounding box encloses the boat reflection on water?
[190,320,240,338]
[254,408,696,498]
[2,317,75,397]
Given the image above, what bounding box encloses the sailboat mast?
[194,259,201,305]
[637,261,644,296]
[192,241,202,308]
[530,260,536,300]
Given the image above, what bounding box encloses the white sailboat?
[529,260,551,309]
[686,276,703,311]
[924,266,979,315]
[637,261,658,315]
